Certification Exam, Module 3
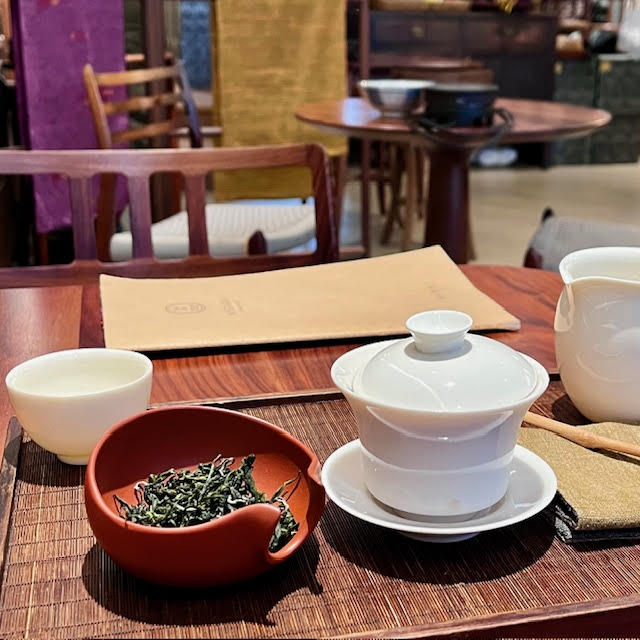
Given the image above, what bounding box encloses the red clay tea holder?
[84,405,325,588]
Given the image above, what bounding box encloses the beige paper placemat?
[100,246,520,351]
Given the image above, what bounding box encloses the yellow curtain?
[211,0,348,201]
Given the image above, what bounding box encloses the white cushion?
[110,202,316,261]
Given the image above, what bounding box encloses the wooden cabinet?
[348,4,558,101]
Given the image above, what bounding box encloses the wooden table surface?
[296,97,612,145]
[0,265,562,453]
[13,264,640,637]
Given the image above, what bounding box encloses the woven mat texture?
[2,383,640,639]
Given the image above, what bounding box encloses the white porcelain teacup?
[331,311,549,519]
[6,348,152,465]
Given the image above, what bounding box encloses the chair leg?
[401,144,417,252]
[37,233,49,266]
[416,149,426,218]
[381,144,405,245]
[467,220,477,261]
[360,141,371,255]
[330,154,347,235]
[375,142,388,217]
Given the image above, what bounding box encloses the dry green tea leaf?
[115,454,299,551]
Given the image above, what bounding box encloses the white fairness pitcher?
[555,247,640,423]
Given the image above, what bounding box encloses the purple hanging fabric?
[12,0,128,234]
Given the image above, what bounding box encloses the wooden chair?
[83,63,319,264]
[0,145,338,289]
[83,61,209,150]
[84,61,205,261]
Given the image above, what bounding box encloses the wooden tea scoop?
[524,411,640,458]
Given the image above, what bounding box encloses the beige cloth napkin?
[519,423,640,543]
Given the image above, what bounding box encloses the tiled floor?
[340,162,640,266]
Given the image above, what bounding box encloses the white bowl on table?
[331,310,549,519]
[358,79,434,118]
[6,348,152,465]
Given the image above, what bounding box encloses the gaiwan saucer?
[322,440,557,543]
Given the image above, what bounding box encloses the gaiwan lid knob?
[353,310,537,412]
[406,310,472,354]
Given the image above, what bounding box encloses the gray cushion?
[528,215,640,272]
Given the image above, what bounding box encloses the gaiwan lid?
[353,310,537,412]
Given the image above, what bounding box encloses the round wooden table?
[296,98,611,262]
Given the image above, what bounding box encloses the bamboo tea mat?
[2,383,640,639]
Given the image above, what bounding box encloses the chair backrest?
[83,61,204,260]
[83,61,202,149]
[0,145,338,288]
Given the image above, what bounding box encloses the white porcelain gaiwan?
[6,348,152,465]
[331,310,549,518]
